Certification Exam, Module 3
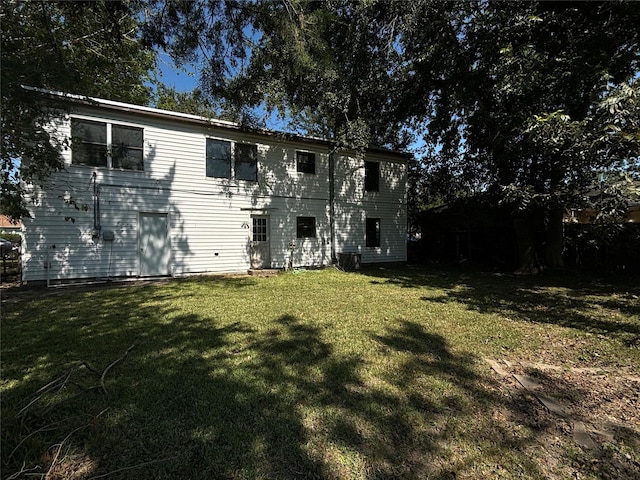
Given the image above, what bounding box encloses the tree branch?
[100,340,138,396]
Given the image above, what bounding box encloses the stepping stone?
[535,393,567,418]
[486,358,509,377]
[513,374,567,417]
[573,421,597,450]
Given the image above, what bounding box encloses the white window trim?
[205,137,258,182]
[296,150,316,174]
[70,116,144,171]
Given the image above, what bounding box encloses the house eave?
[23,86,408,160]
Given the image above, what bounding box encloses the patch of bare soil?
[487,358,640,479]
[0,277,171,303]
[41,452,98,480]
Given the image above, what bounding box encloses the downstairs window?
[366,218,381,247]
[297,217,316,238]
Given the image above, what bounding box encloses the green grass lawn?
[2,266,639,479]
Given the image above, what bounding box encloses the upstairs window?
[296,217,316,238]
[364,161,379,192]
[71,119,107,167]
[366,218,381,247]
[206,139,232,178]
[296,151,316,174]
[235,143,258,182]
[71,119,143,170]
[112,125,144,170]
[205,140,258,181]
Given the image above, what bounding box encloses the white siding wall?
[333,152,407,263]
[23,106,406,282]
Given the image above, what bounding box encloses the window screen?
[366,218,381,247]
[235,144,258,182]
[296,217,316,238]
[364,161,380,192]
[71,119,107,167]
[296,151,316,174]
[206,139,232,178]
[112,125,144,170]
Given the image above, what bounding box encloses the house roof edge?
[23,86,408,160]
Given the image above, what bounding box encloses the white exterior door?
[250,215,271,269]
[139,213,169,276]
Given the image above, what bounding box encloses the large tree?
[1,0,155,219]
[142,0,418,149]
[7,1,637,271]
[409,1,640,271]
[144,0,639,272]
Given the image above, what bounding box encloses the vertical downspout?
[329,147,336,264]
[92,173,101,235]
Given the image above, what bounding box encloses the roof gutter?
[23,85,408,159]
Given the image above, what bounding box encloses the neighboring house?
[22,90,407,282]
[564,206,640,224]
[0,215,23,235]
[564,180,640,225]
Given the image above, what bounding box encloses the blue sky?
[153,53,292,132]
[154,53,199,93]
[152,53,421,152]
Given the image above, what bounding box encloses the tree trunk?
[544,206,565,271]
[513,218,542,274]
[544,161,566,271]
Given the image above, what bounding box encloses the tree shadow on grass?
[234,316,554,479]
[2,291,328,479]
[255,316,556,478]
[107,314,329,479]
[363,320,552,478]
[359,265,640,343]
[1,279,580,479]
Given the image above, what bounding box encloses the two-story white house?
[21,90,408,283]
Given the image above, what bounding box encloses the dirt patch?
[41,452,98,480]
[487,358,640,479]
[0,277,176,304]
